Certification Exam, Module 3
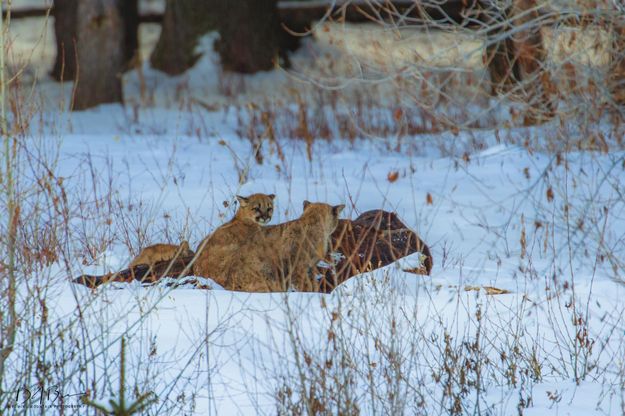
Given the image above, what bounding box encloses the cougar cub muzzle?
[254,206,273,224]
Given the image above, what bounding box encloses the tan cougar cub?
[265,201,345,291]
[193,193,276,283]
[227,201,345,292]
[129,241,194,269]
[231,193,275,225]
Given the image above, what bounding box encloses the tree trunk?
[611,23,625,106]
[484,0,554,123]
[150,0,217,75]
[484,2,521,95]
[52,0,137,81]
[51,0,78,81]
[216,0,282,74]
[73,0,124,110]
[119,0,139,67]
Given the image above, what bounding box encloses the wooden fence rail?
[4,1,480,25]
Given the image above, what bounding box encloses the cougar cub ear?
[236,195,249,207]
[333,204,345,216]
[303,200,311,210]
[268,194,276,200]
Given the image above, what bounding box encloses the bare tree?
[51,0,77,81]
[483,1,517,95]
[120,0,139,67]
[73,0,125,110]
[612,22,625,106]
[484,0,554,123]
[53,0,137,82]
[215,0,282,73]
[0,1,17,397]
[150,0,217,75]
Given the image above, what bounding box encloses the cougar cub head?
[235,193,276,225]
[302,201,345,231]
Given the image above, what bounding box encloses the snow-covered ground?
[26,107,622,415]
[9,104,623,414]
[3,12,625,416]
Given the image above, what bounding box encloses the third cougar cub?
[265,201,345,291]
[129,241,194,269]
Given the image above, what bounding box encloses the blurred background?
[4,0,622,138]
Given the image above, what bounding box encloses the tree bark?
[484,7,519,96]
[215,0,282,74]
[484,0,554,123]
[150,0,217,75]
[73,0,124,110]
[611,23,625,106]
[51,0,78,81]
[52,0,137,81]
